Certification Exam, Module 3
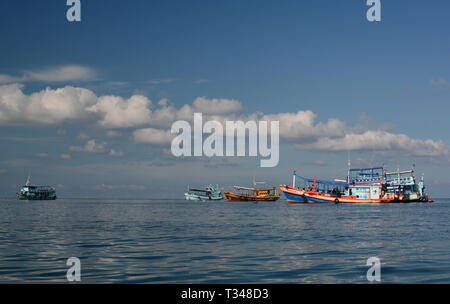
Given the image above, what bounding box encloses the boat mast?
[26,172,31,186]
[292,171,296,188]
[347,153,351,184]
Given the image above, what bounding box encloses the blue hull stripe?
[282,191,335,204]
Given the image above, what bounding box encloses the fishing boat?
[184,185,224,201]
[384,169,430,202]
[348,166,431,202]
[280,167,432,204]
[224,180,281,202]
[17,175,57,200]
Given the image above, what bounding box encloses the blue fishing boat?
[184,185,224,201]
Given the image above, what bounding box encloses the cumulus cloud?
[1,83,448,159]
[261,110,347,141]
[0,84,153,128]
[87,95,152,128]
[296,130,448,157]
[70,139,108,153]
[132,128,174,145]
[0,84,97,125]
[149,104,193,127]
[193,97,243,115]
[0,85,239,129]
[69,139,124,157]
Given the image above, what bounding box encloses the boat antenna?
[26,171,31,186]
[252,179,266,187]
[347,151,351,184]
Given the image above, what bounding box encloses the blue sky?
[1,0,450,198]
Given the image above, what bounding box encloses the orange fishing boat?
[224,186,281,202]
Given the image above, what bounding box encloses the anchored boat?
[224,186,281,202]
[384,169,430,202]
[280,167,431,204]
[17,175,57,200]
[184,185,224,201]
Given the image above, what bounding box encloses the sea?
[0,198,449,283]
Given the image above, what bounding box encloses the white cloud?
[0,65,97,84]
[24,66,97,82]
[149,104,193,127]
[87,94,152,128]
[0,84,154,128]
[193,97,243,115]
[0,85,240,128]
[132,128,173,145]
[0,74,22,85]
[1,83,448,159]
[0,84,97,125]
[70,139,108,153]
[261,110,347,141]
[296,130,448,157]
[69,139,124,157]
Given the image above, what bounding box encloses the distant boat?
[184,185,224,201]
[224,182,281,202]
[17,175,57,201]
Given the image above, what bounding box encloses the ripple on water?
[0,198,450,283]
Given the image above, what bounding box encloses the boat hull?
[224,191,280,202]
[17,194,57,201]
[279,185,395,204]
[184,193,224,201]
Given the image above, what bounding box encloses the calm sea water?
[0,198,449,283]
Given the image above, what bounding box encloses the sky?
[1,0,450,198]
